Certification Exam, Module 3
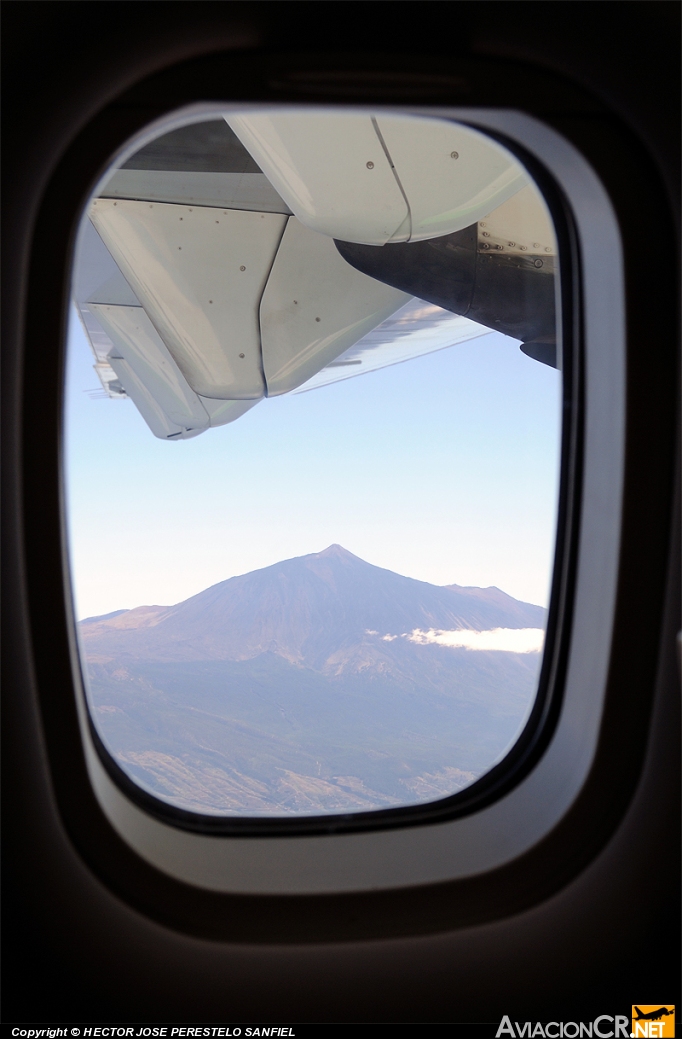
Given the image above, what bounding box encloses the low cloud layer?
[368,627,545,653]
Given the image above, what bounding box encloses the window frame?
[63,103,622,894]
[3,12,678,1021]
[10,35,675,943]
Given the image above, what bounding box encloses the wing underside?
[72,114,556,440]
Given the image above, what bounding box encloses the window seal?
[58,103,630,898]
[69,107,581,839]
[21,51,675,925]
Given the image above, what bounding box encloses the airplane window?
[65,111,562,822]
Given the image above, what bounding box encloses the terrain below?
[80,545,546,815]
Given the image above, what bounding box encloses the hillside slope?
[80,546,546,815]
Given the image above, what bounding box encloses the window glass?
[65,111,561,817]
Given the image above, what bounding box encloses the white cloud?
[405,627,545,653]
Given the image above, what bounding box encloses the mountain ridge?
[79,545,546,814]
[80,544,546,669]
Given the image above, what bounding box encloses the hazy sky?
[64,307,561,620]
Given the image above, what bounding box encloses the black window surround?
[12,50,677,939]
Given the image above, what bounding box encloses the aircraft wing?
[293,299,489,394]
[72,114,554,441]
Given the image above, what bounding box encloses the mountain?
[81,543,545,665]
[80,546,546,816]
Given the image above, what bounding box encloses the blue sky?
[64,307,561,620]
